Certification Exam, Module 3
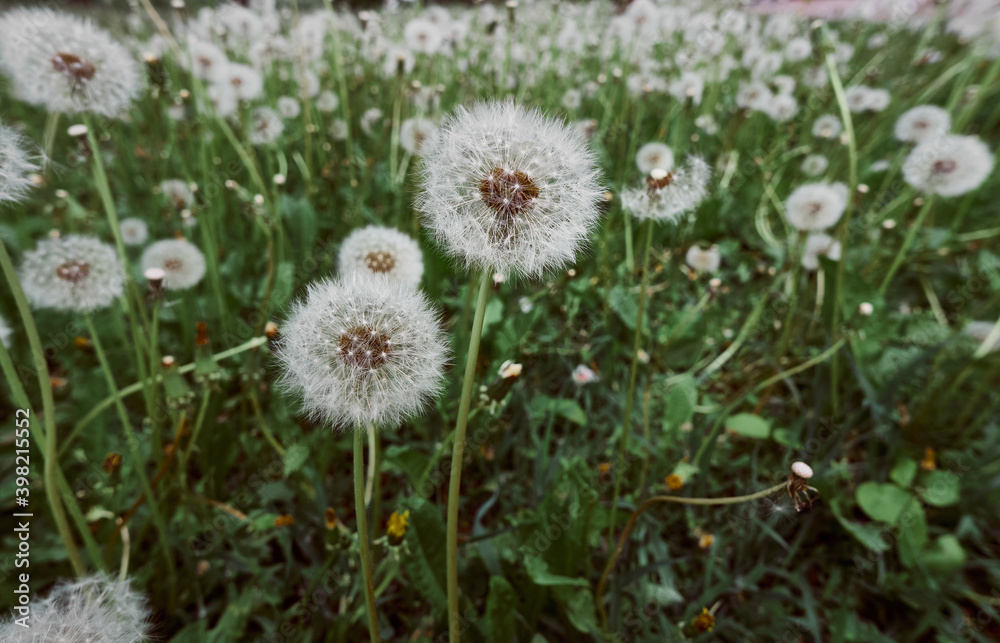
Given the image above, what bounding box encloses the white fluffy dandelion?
[0,120,39,205]
[784,183,848,231]
[685,244,720,273]
[120,217,149,246]
[812,114,842,139]
[248,107,284,146]
[0,8,141,117]
[219,62,264,102]
[404,18,444,55]
[400,117,437,155]
[18,235,124,312]
[338,225,424,288]
[801,232,842,271]
[0,574,150,643]
[416,100,604,279]
[635,142,674,175]
[801,154,829,177]
[894,105,951,144]
[902,135,994,197]
[140,238,206,290]
[622,158,712,224]
[159,179,195,210]
[277,95,301,119]
[316,90,339,113]
[276,275,449,429]
[360,108,383,136]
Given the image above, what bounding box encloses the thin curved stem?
[596,482,788,628]
[355,427,381,642]
[447,270,492,643]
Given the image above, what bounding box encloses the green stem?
[0,239,84,576]
[596,482,789,629]
[446,270,492,643]
[879,197,935,295]
[608,219,654,545]
[84,314,176,597]
[355,427,381,642]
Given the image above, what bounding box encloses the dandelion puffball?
[18,235,124,312]
[902,134,994,197]
[784,183,848,231]
[0,120,39,205]
[622,156,711,224]
[894,105,950,144]
[276,275,449,429]
[120,217,149,246]
[338,225,424,288]
[633,140,674,174]
[791,462,813,479]
[812,114,842,139]
[417,100,604,279]
[685,245,721,274]
[0,574,150,643]
[0,8,141,117]
[801,232,842,271]
[140,238,206,290]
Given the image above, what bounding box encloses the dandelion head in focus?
[140,238,206,291]
[622,157,711,224]
[0,120,39,205]
[120,217,149,247]
[338,225,424,288]
[18,235,124,312]
[635,142,674,174]
[902,134,994,197]
[276,275,449,429]
[0,8,141,117]
[784,182,848,231]
[894,105,951,144]
[0,573,151,643]
[417,100,604,280]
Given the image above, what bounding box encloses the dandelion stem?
[355,427,381,643]
[596,482,788,629]
[446,269,492,643]
[879,197,935,295]
[0,238,85,576]
[84,314,177,598]
[608,219,654,548]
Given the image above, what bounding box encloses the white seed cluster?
[0,120,39,205]
[784,182,848,231]
[338,225,424,289]
[140,238,207,291]
[18,235,124,312]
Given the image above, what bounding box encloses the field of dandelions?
[1,0,1000,640]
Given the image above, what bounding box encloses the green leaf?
[384,444,430,488]
[725,413,771,439]
[485,576,519,641]
[481,298,504,336]
[856,482,913,525]
[663,375,696,432]
[829,499,891,553]
[609,285,645,332]
[401,498,448,617]
[555,586,599,634]
[889,457,918,488]
[529,396,587,426]
[282,443,310,477]
[922,535,966,576]
[916,470,960,507]
[896,497,928,568]
[524,556,589,587]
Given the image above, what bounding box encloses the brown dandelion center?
[163,258,183,271]
[52,52,96,81]
[914,120,928,129]
[806,201,823,215]
[479,167,540,245]
[932,159,957,175]
[364,250,396,273]
[56,260,90,283]
[646,171,675,194]
[338,325,392,371]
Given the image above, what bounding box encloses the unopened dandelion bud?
[859,302,874,316]
[791,462,813,479]
[265,321,279,340]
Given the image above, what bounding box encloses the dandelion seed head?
[18,235,124,312]
[0,120,39,205]
[338,225,424,288]
[902,134,994,197]
[784,182,848,231]
[622,156,711,224]
[894,105,951,144]
[140,238,206,290]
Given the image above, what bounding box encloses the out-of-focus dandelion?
[685,244,721,274]
[120,217,149,247]
[338,225,424,288]
[902,134,994,197]
[622,159,711,224]
[801,232,842,270]
[894,105,951,144]
[635,142,674,174]
[140,238,206,291]
[18,235,124,312]
[0,120,39,205]
[784,182,848,231]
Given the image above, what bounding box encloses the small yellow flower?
[598,462,612,475]
[665,474,683,490]
[274,514,295,527]
[692,607,715,633]
[387,510,410,545]
[920,447,936,471]
[698,533,715,549]
[324,507,338,530]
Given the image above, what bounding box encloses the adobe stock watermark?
[10,409,34,629]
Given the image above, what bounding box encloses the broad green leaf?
[829,499,891,553]
[282,443,310,477]
[524,556,589,587]
[896,497,928,568]
[384,444,430,488]
[889,457,918,488]
[401,498,448,617]
[917,470,960,507]
[922,535,966,576]
[485,576,518,641]
[856,482,913,525]
[555,586,599,634]
[609,284,646,332]
[529,396,587,426]
[725,413,771,439]
[663,375,696,432]
[481,298,504,336]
